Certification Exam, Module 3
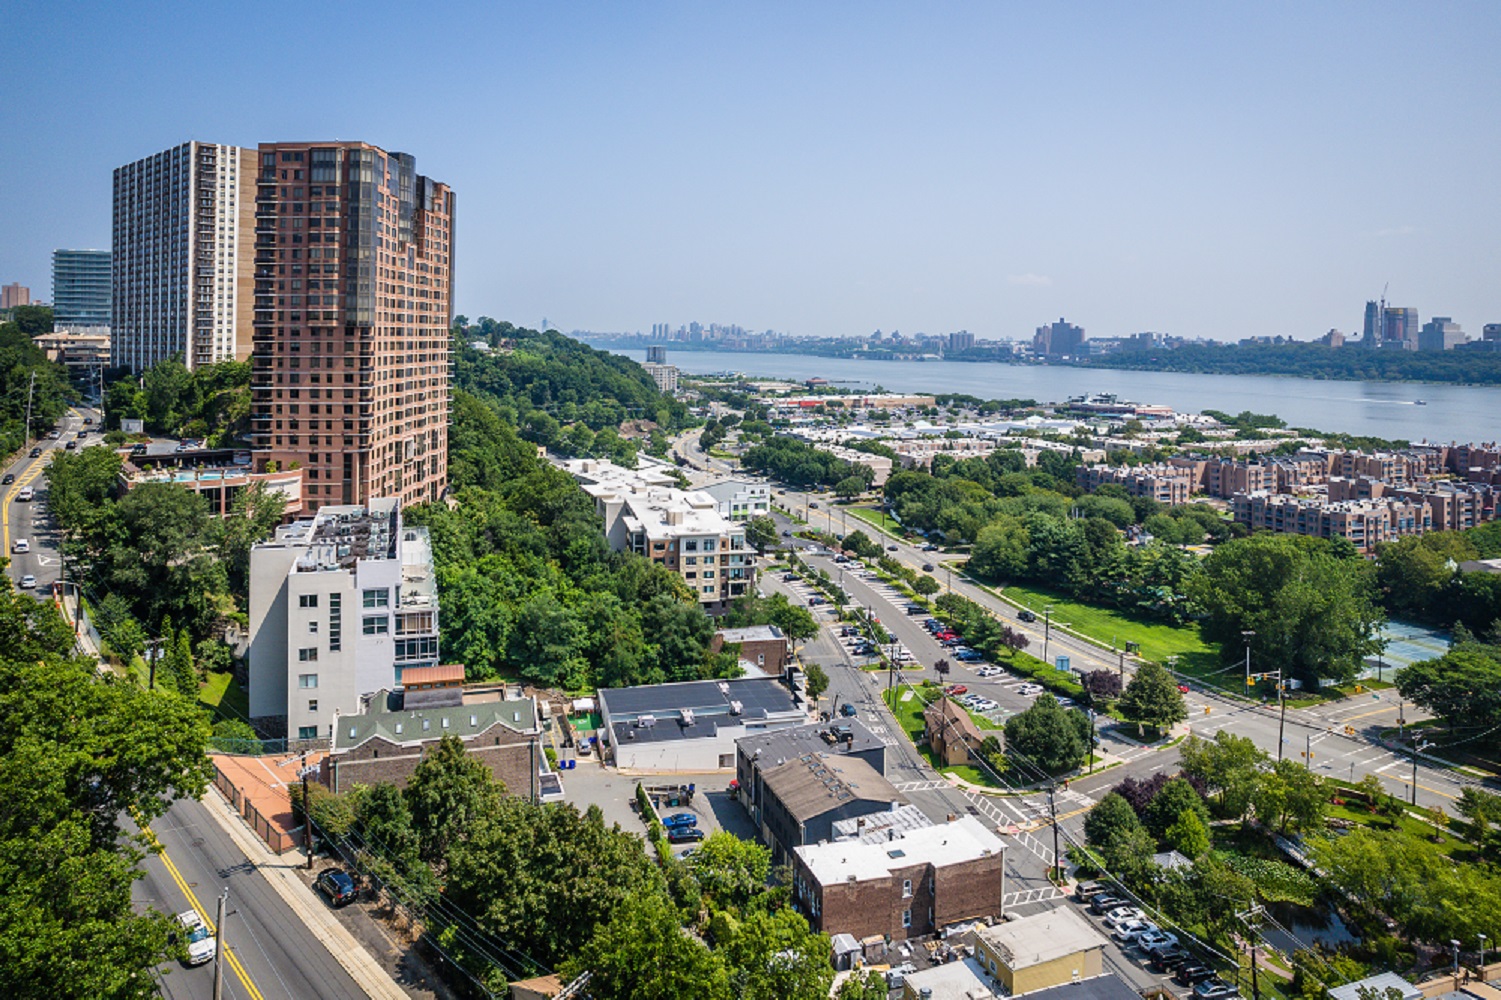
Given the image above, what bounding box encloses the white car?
[15,486,33,502]
[1055,698,1076,708]
[1104,906,1146,928]
[1138,930,1179,953]
[1017,683,1044,696]
[175,909,217,965]
[976,666,1003,677]
[1113,919,1154,943]
[11,539,28,554]
[971,700,999,712]
[19,574,36,589]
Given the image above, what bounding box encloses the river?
[615,348,1501,443]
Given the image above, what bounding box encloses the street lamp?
[1241,630,1255,686]
[1043,605,1054,666]
[1412,739,1434,806]
[1452,939,1462,984]
[1479,934,1488,977]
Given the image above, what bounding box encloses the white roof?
[974,906,1107,971]
[900,957,994,998]
[1328,973,1421,1000]
[794,815,1003,885]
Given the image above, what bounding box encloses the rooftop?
[973,906,1106,971]
[762,752,901,824]
[737,719,886,768]
[830,802,933,843]
[899,956,994,998]
[795,815,1001,884]
[600,676,801,721]
[1329,973,1422,1000]
[333,690,538,752]
[272,498,402,571]
[716,624,785,645]
[1024,973,1145,1000]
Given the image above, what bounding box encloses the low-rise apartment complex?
[248,499,440,741]
[559,458,754,611]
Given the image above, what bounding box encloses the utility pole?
[212,889,228,1000]
[1043,606,1054,666]
[301,749,314,870]
[23,371,37,448]
[1236,902,1263,1000]
[1047,782,1061,882]
[1412,740,1433,806]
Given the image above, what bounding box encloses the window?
[362,615,389,635]
[298,594,319,608]
[329,593,342,651]
[298,647,318,662]
[297,726,318,740]
[308,700,318,713]
[901,909,912,928]
[362,588,389,608]
[902,879,913,898]
[298,674,318,689]
[308,621,318,633]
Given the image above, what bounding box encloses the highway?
[3,404,97,595]
[134,796,366,1000]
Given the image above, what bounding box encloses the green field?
[198,670,251,725]
[983,580,1225,677]
[846,506,903,538]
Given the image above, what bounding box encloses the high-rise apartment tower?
[112,142,257,370]
[250,142,454,512]
[52,250,112,330]
[1,283,30,309]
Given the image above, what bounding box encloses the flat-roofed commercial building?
[113,143,255,370]
[970,907,1108,996]
[599,676,809,772]
[250,141,454,512]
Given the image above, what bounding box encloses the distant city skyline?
[3,3,1499,342]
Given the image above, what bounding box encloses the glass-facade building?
[51,249,112,330]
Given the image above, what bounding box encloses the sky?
[3,2,1499,343]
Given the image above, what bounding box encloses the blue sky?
[3,2,1498,342]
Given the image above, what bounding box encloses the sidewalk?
[198,783,412,1000]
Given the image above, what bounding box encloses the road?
[3,404,98,595]
[134,796,367,1000]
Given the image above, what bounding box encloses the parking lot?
[558,758,759,857]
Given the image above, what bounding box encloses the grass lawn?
[198,670,251,725]
[985,580,1223,676]
[846,506,903,538]
[883,683,932,741]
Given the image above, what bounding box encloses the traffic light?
[1247,675,1256,687]
[1204,706,1212,715]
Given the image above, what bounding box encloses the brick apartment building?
[712,625,789,676]
[250,141,454,512]
[1231,491,1431,554]
[322,679,544,797]
[790,815,1006,941]
[1075,464,1193,505]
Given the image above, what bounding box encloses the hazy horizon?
[3,2,1499,343]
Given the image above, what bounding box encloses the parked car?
[19,574,36,589]
[1090,894,1126,915]
[1147,946,1192,972]
[1178,683,1191,694]
[668,826,706,844]
[1073,881,1109,901]
[315,868,359,907]
[970,699,998,712]
[661,812,698,829]
[1017,683,1044,696]
[1112,919,1154,943]
[1054,697,1076,708]
[1018,609,1037,622]
[944,684,968,696]
[1193,979,1240,1000]
[807,596,825,606]
[1138,930,1179,953]
[977,666,1003,677]
[840,703,858,718]
[1174,964,1218,987]
[1103,906,1146,928]
[174,910,217,965]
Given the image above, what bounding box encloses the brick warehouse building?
[790,815,1007,941]
[251,141,454,512]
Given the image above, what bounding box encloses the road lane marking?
[144,826,266,1000]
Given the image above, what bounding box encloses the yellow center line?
[144,826,266,1000]
[1336,704,1400,723]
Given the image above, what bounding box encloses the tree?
[745,515,780,553]
[1143,777,1209,841]
[403,735,504,865]
[835,971,891,1000]
[912,575,940,597]
[1117,661,1187,737]
[1190,534,1386,686]
[561,892,730,1000]
[803,663,829,702]
[1080,669,1122,708]
[717,906,833,1000]
[998,626,1030,657]
[1253,760,1326,833]
[1165,808,1211,858]
[1178,732,1268,819]
[1004,694,1091,773]
[1083,792,1156,878]
[834,476,867,499]
[687,831,772,910]
[841,530,880,560]
[1396,646,1501,738]
[159,626,198,696]
[219,481,287,597]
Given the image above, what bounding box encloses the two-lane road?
[134,796,366,1000]
[4,405,97,594]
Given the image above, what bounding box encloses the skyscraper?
[51,250,112,330]
[1033,318,1085,357]
[1,283,30,309]
[250,141,454,512]
[112,142,256,370]
[1417,317,1466,352]
[646,344,668,363]
[1361,300,1381,347]
[1382,307,1419,349]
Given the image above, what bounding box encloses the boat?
[1413,400,1427,406]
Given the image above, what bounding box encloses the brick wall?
[323,725,539,797]
[795,849,1005,942]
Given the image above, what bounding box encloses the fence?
[211,758,305,854]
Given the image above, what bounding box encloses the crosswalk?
[1003,887,1065,908]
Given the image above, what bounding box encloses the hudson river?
[616,349,1501,444]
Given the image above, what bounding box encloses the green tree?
[561,892,729,1000]
[840,529,880,559]
[1190,533,1385,686]
[1178,732,1268,819]
[219,481,287,597]
[718,906,833,1000]
[834,476,867,499]
[1397,646,1501,738]
[1083,792,1156,878]
[1164,807,1211,858]
[803,663,830,702]
[403,735,504,865]
[1004,694,1091,773]
[1144,777,1209,841]
[835,970,891,1000]
[912,575,941,597]
[745,515,780,552]
[1117,661,1187,737]
[1253,760,1327,833]
[210,719,259,753]
[687,831,772,910]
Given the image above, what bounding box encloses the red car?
[934,631,958,641]
[1177,684,1190,694]
[945,684,968,695]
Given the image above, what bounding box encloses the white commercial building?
[112,141,256,371]
[248,499,440,742]
[599,676,809,772]
[698,477,772,521]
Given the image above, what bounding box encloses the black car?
[64,440,77,450]
[1018,609,1037,622]
[0,474,11,485]
[29,447,42,458]
[315,868,359,907]
[668,826,706,844]
[1174,964,1217,987]
[1147,946,1191,972]
[922,563,935,572]
[1090,894,1126,915]
[887,545,899,551]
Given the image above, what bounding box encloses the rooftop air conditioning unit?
[730,700,743,715]
[637,714,656,728]
[681,709,695,726]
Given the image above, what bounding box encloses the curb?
[198,784,412,1000]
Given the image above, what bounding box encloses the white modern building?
[698,477,771,521]
[642,361,679,393]
[248,499,440,742]
[558,458,754,611]
[112,141,256,371]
